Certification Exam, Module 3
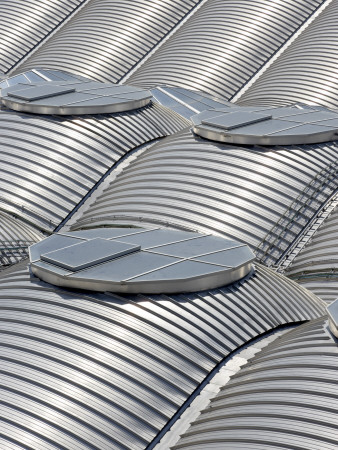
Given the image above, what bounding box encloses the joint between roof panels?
[231,0,334,103]
[119,0,209,84]
[7,0,90,76]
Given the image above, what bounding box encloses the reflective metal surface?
[286,205,338,303]
[173,317,338,450]
[0,262,324,449]
[2,81,152,115]
[13,0,199,83]
[193,105,338,146]
[128,0,322,99]
[0,103,189,232]
[238,1,338,109]
[30,228,254,293]
[0,0,82,73]
[327,299,338,337]
[72,129,338,266]
[0,211,44,268]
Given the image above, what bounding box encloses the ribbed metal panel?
[0,0,82,74]
[0,103,189,233]
[286,205,338,303]
[238,1,338,109]
[0,211,43,268]
[173,317,338,450]
[13,0,199,83]
[72,129,338,266]
[0,263,324,449]
[127,0,322,100]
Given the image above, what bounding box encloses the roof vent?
[1,80,152,115]
[327,299,338,338]
[29,228,255,294]
[192,105,338,145]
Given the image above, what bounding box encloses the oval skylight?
[192,105,338,145]
[29,227,255,294]
[1,80,152,115]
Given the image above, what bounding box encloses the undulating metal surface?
[0,103,189,233]
[72,129,338,266]
[13,0,199,83]
[0,211,43,268]
[173,317,338,450]
[0,0,83,74]
[286,205,338,303]
[238,0,338,109]
[127,0,322,100]
[0,263,325,450]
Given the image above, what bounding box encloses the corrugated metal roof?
[238,0,338,109]
[0,211,43,268]
[127,0,322,99]
[0,263,324,449]
[0,103,189,233]
[72,129,338,266]
[0,0,83,74]
[173,317,338,450]
[286,205,338,303]
[13,0,199,83]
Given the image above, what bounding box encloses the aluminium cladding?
[192,105,338,146]
[29,227,255,294]
[327,299,338,338]
[1,80,152,115]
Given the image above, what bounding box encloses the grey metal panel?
[0,103,189,232]
[0,0,83,73]
[13,0,199,83]
[286,206,338,303]
[238,1,338,109]
[0,211,43,268]
[173,318,338,450]
[0,262,324,449]
[127,0,322,100]
[72,129,338,266]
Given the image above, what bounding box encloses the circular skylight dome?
[29,228,255,294]
[1,80,152,115]
[192,105,338,145]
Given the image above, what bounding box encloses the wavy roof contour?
[0,0,83,74]
[0,262,325,449]
[174,317,338,450]
[0,102,189,233]
[71,128,338,266]
[286,205,338,303]
[0,211,44,267]
[12,0,199,83]
[127,0,322,99]
[238,0,338,109]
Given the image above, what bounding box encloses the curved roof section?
[127,0,322,100]
[0,263,324,449]
[0,211,43,267]
[0,103,189,233]
[238,1,338,109]
[13,0,199,83]
[72,129,338,266]
[286,205,338,303]
[174,317,338,450]
[0,0,82,74]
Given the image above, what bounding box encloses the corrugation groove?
[127,0,322,100]
[0,263,324,449]
[13,0,199,83]
[173,318,338,450]
[0,211,43,268]
[286,205,338,303]
[72,129,338,265]
[0,103,189,233]
[0,0,83,74]
[238,1,338,109]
